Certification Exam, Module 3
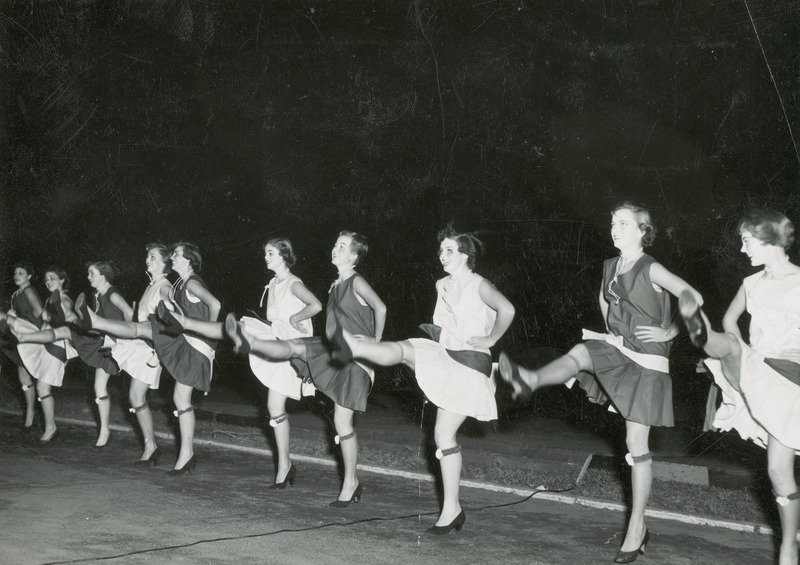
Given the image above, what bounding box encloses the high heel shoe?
[94,432,112,449]
[330,321,353,365]
[425,509,466,535]
[268,464,297,490]
[135,446,161,467]
[167,454,197,476]
[614,528,649,563]
[679,290,707,348]
[40,428,60,444]
[329,482,362,507]
[498,352,533,401]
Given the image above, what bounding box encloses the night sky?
[1,1,798,402]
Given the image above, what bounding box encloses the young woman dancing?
[226,231,386,506]
[498,202,701,563]
[679,210,800,565]
[0,262,42,433]
[334,226,515,534]
[13,266,79,443]
[160,238,322,487]
[80,242,220,474]
[108,243,172,465]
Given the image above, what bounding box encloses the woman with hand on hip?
[680,210,800,565]
[334,225,515,535]
[499,202,701,563]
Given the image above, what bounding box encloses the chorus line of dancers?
[1,205,798,563]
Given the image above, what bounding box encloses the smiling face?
[264,244,284,272]
[438,237,469,274]
[171,246,190,273]
[740,230,771,267]
[13,267,31,288]
[87,266,105,289]
[331,235,356,268]
[44,271,64,293]
[610,209,645,252]
[145,248,167,276]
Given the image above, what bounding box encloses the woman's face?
[740,230,771,267]
[171,246,190,272]
[264,244,284,272]
[331,236,356,267]
[13,268,31,288]
[146,249,166,276]
[87,266,104,289]
[44,272,64,293]
[439,237,469,274]
[610,209,644,251]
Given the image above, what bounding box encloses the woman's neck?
[619,246,644,261]
[148,271,167,284]
[272,265,291,279]
[448,265,472,280]
[176,267,193,280]
[95,281,111,295]
[764,251,791,278]
[337,265,356,280]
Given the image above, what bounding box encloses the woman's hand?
[634,325,674,343]
[467,335,496,349]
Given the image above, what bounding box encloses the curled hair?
[173,241,203,273]
[437,224,484,269]
[339,230,369,266]
[738,209,795,250]
[612,202,657,247]
[88,260,115,282]
[13,261,35,279]
[146,242,172,275]
[44,265,70,291]
[265,238,297,268]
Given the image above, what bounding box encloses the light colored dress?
[112,276,171,389]
[241,274,316,400]
[705,269,800,451]
[409,271,498,421]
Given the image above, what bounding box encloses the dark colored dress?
[152,274,216,392]
[71,286,124,375]
[574,254,674,427]
[295,274,375,412]
[1,287,42,366]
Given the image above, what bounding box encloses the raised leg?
[16,327,69,344]
[499,344,591,399]
[341,328,415,369]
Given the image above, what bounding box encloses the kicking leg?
[499,344,591,400]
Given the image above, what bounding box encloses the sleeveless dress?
[152,274,216,392]
[112,276,171,389]
[295,274,375,412]
[241,274,316,400]
[1,287,41,367]
[71,286,125,375]
[408,272,498,421]
[574,254,674,427]
[14,289,79,386]
[705,270,800,451]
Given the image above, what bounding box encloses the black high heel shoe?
[679,290,708,348]
[498,352,533,401]
[268,464,297,490]
[73,293,94,332]
[330,322,353,365]
[224,313,250,355]
[40,428,60,444]
[425,509,467,535]
[329,482,362,507]
[94,432,112,449]
[135,447,161,467]
[167,454,197,476]
[156,301,183,337]
[614,528,649,563]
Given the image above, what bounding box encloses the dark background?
[1,0,798,425]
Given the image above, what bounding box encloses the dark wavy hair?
[612,202,657,247]
[146,242,172,275]
[265,238,297,269]
[437,224,484,269]
[87,260,115,282]
[13,261,35,279]
[339,230,368,266]
[738,209,795,250]
[44,265,70,291]
[173,241,203,273]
